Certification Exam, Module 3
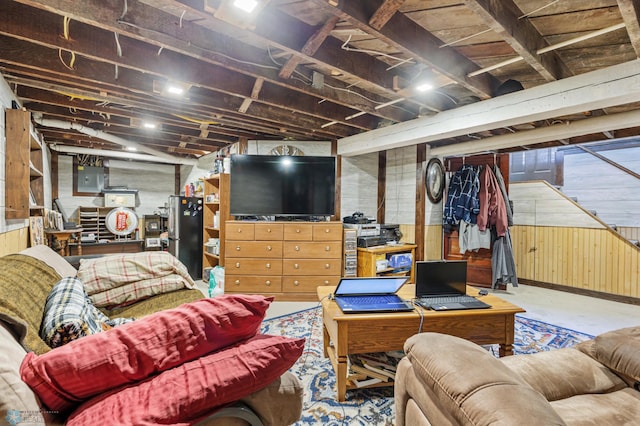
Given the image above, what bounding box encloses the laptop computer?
[332,276,414,314]
[415,260,491,311]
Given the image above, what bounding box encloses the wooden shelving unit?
[357,244,417,283]
[75,207,119,243]
[202,174,230,277]
[5,109,45,219]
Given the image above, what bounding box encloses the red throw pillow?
[66,334,305,426]
[21,294,273,412]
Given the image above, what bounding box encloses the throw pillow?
[76,251,196,308]
[39,277,134,348]
[66,334,305,426]
[21,294,273,412]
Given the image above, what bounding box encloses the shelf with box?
[356,243,417,283]
[202,174,230,278]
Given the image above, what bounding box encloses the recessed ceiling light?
[126,146,137,151]
[143,122,157,129]
[233,0,258,13]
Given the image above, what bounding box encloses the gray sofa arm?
[396,333,566,426]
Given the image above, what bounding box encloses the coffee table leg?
[336,355,348,402]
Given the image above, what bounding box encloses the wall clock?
[425,158,445,204]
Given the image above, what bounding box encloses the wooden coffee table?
[317,284,525,401]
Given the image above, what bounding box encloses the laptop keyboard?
[338,295,399,304]
[417,295,479,305]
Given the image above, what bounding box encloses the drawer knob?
[236,246,241,251]
[265,280,271,286]
[325,264,330,269]
[267,228,272,233]
[237,229,242,233]
[324,280,329,284]
[325,228,330,233]
[235,262,240,268]
[325,245,330,251]
[266,263,271,269]
[234,279,240,285]
[295,245,300,251]
[294,280,300,286]
[296,229,301,233]
[267,245,272,251]
[294,263,299,269]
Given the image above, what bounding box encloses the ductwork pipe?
[32,115,197,166]
[49,144,197,165]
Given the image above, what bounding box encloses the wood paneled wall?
[510,181,639,299]
[512,225,639,298]
[0,228,28,256]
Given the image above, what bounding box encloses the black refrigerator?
[168,195,203,279]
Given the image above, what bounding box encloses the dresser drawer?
[226,258,283,275]
[282,259,342,275]
[312,223,343,241]
[255,223,283,240]
[282,275,340,292]
[227,241,283,258]
[283,241,342,259]
[227,276,283,292]
[226,222,255,240]
[283,223,313,240]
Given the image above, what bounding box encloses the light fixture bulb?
[233,0,258,13]
[126,146,137,151]
[416,82,434,92]
[166,85,184,95]
[143,122,157,129]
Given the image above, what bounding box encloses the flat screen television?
[229,154,336,218]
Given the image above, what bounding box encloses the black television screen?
[229,154,336,217]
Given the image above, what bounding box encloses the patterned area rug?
[260,307,594,426]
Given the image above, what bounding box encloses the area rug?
[260,306,594,426]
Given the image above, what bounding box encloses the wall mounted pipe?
[32,115,197,165]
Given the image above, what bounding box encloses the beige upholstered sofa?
[0,245,302,425]
[395,327,640,425]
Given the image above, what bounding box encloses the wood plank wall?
[510,181,639,299]
[0,228,28,256]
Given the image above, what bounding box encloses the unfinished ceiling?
[1,0,639,161]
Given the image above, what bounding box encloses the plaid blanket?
[40,277,133,348]
[77,252,196,308]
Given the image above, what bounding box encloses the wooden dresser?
[225,221,343,301]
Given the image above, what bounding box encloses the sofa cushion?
[0,254,61,354]
[550,388,640,424]
[40,277,133,348]
[500,347,627,401]
[591,326,640,385]
[77,251,196,308]
[20,245,77,278]
[404,333,566,425]
[21,294,273,412]
[0,322,44,423]
[66,334,305,426]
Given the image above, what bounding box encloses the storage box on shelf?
[357,244,417,283]
[202,174,230,277]
[225,221,343,301]
[4,108,45,220]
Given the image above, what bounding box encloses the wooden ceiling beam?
[11,0,411,124]
[369,0,406,30]
[464,0,573,82]
[312,0,500,99]
[617,0,640,57]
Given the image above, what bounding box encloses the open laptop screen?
[334,277,409,296]
[415,260,467,297]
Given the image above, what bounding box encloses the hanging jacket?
[477,165,508,237]
[443,165,480,233]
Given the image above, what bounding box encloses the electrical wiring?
[341,35,416,69]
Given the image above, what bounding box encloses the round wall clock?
[425,158,445,203]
